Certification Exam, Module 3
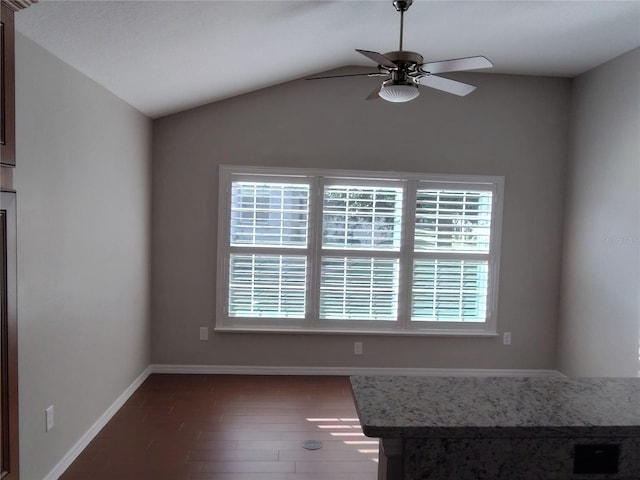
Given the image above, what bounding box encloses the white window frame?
[216,165,504,336]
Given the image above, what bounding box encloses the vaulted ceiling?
[16,0,640,118]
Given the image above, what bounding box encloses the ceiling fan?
[308,0,493,103]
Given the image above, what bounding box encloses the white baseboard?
[43,366,152,480]
[150,364,563,377]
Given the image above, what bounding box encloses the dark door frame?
[1,190,18,480]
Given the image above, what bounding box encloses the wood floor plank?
[189,474,286,480]
[201,460,296,473]
[279,448,378,461]
[188,448,279,462]
[59,374,377,480]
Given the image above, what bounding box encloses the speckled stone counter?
[350,376,640,480]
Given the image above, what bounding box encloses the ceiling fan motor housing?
[383,51,424,86]
[383,51,424,67]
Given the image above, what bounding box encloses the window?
[217,166,503,335]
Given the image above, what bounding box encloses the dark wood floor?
[60,374,379,480]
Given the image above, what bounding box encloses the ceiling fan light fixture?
[378,81,420,103]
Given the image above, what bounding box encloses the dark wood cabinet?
[1,2,15,168]
[0,3,26,478]
[0,190,18,480]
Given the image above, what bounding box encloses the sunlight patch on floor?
[306,416,379,463]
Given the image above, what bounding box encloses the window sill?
[214,326,499,337]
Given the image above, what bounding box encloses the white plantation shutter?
[412,260,488,321]
[217,167,502,334]
[412,188,493,323]
[320,257,399,320]
[229,254,307,318]
[227,180,310,319]
[230,182,309,248]
[320,184,403,321]
[414,189,492,253]
[322,185,403,250]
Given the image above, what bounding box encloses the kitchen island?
[350,375,640,480]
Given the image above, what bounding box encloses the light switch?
[199,327,209,341]
[46,405,54,432]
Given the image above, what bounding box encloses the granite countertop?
[350,376,640,439]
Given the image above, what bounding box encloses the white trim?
[217,165,505,335]
[43,366,152,480]
[213,326,499,336]
[220,165,503,186]
[150,364,563,378]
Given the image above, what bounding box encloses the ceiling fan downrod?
[393,0,413,51]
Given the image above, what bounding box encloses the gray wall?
[152,70,570,370]
[14,34,152,480]
[557,48,640,377]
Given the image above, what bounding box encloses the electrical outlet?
[354,342,363,355]
[45,405,54,432]
[503,332,512,345]
[199,327,209,341]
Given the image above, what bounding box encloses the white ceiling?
[15,0,640,118]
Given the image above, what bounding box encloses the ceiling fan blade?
[365,85,381,100]
[306,72,386,80]
[420,56,493,74]
[419,75,477,96]
[356,49,397,69]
